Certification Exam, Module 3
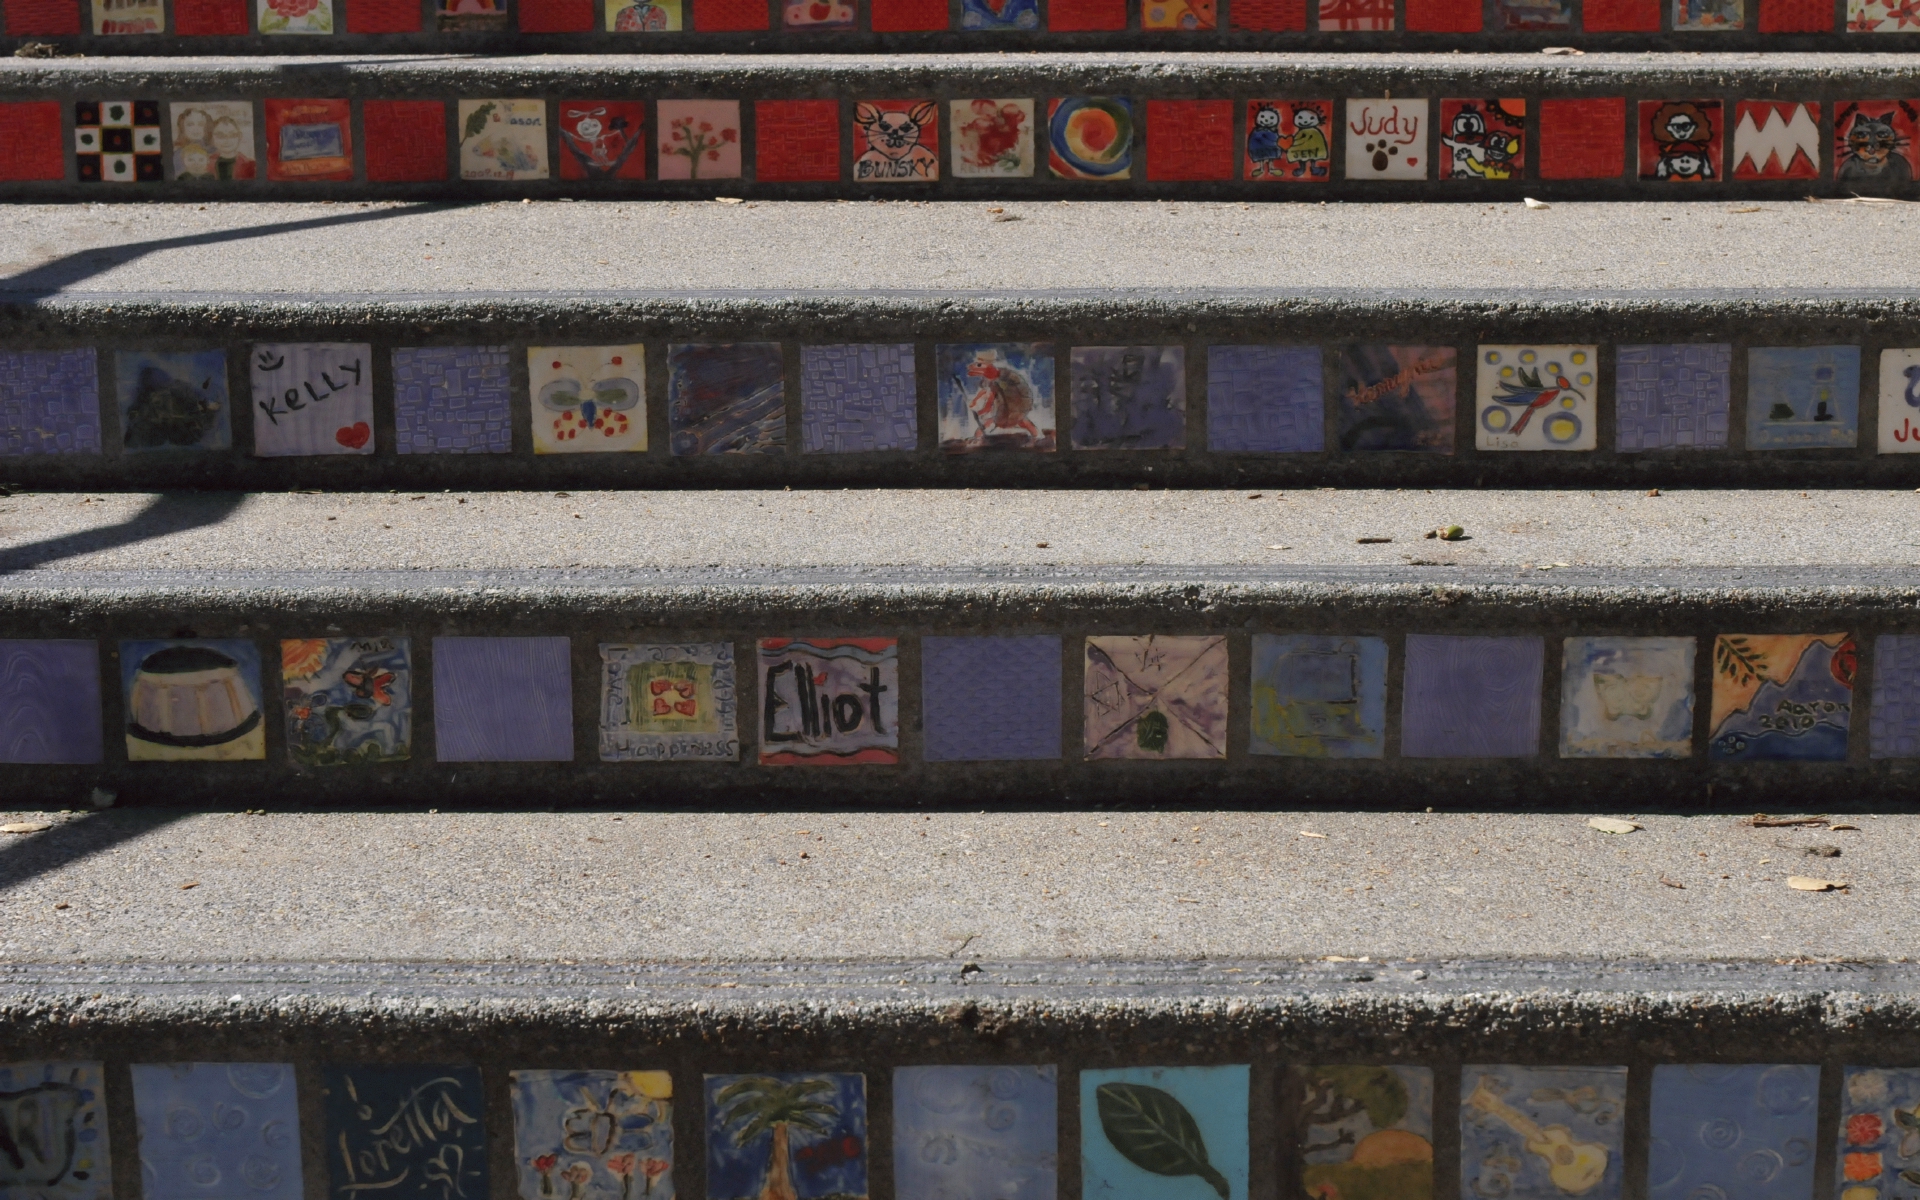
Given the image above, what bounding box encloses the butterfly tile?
[250,343,373,457]
[1560,637,1694,759]
[1748,345,1860,450]
[1071,346,1186,450]
[895,1067,1055,1200]
[433,636,575,762]
[1291,1066,1432,1200]
[599,642,738,762]
[0,640,102,764]
[1615,344,1730,452]
[758,638,898,765]
[921,635,1062,762]
[121,639,265,762]
[1206,346,1322,453]
[1083,1067,1248,1200]
[1871,635,1920,757]
[0,349,100,457]
[1345,99,1427,180]
[510,1071,673,1200]
[656,101,740,180]
[281,637,410,766]
[607,0,681,27]
[1401,634,1543,758]
[950,99,1035,177]
[325,1066,487,1200]
[0,1061,110,1200]
[459,99,549,181]
[116,350,231,453]
[937,344,1056,453]
[1461,1067,1626,1200]
[1475,345,1597,452]
[1048,98,1132,180]
[1838,1068,1920,1200]
[799,344,916,454]
[1648,1066,1817,1200]
[393,346,512,455]
[1733,102,1820,180]
[1440,98,1525,179]
[667,343,785,456]
[853,101,938,183]
[1836,101,1920,191]
[558,102,648,179]
[130,1063,301,1200]
[1245,100,1332,181]
[1848,0,1920,29]
[530,346,646,454]
[74,99,161,183]
[1639,100,1725,181]
[168,103,256,181]
[1083,635,1227,760]
[1710,633,1854,761]
[1249,634,1385,758]
[706,1074,866,1200]
[1335,345,1455,453]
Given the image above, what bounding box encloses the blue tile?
[922,635,1061,761]
[0,640,102,764]
[1748,345,1860,450]
[1207,346,1322,453]
[800,344,915,454]
[433,636,575,762]
[1071,346,1185,450]
[130,1064,302,1200]
[1649,1065,1817,1200]
[1872,634,1920,758]
[1401,634,1543,758]
[0,350,100,457]
[1249,634,1385,758]
[393,346,512,455]
[1615,344,1730,452]
[894,1067,1054,1200]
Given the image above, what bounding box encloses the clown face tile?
[74,99,161,183]
[921,636,1062,762]
[1839,1068,1920,1199]
[799,344,916,454]
[1639,100,1724,181]
[0,349,99,457]
[510,1071,673,1200]
[1249,635,1385,759]
[853,101,938,183]
[895,1067,1055,1200]
[607,0,681,27]
[951,99,1035,177]
[460,100,549,181]
[1346,99,1427,180]
[1048,98,1131,181]
[1440,98,1525,180]
[121,639,264,762]
[1245,100,1331,181]
[393,346,512,455]
[1710,634,1854,761]
[656,101,741,180]
[1462,1067,1625,1200]
[1560,637,1694,759]
[1401,634,1543,759]
[0,1062,110,1200]
[530,346,645,454]
[1871,635,1920,757]
[1648,1066,1816,1200]
[1292,1066,1433,1200]
[1733,102,1820,179]
[1748,345,1860,450]
[0,640,102,764]
[325,1066,487,1200]
[1836,101,1918,189]
[1336,345,1455,453]
[1476,345,1597,451]
[169,102,255,181]
[117,349,229,453]
[706,1074,866,1200]
[558,102,647,180]
[1070,346,1185,450]
[1083,635,1227,760]
[1615,344,1730,451]
[1206,346,1322,452]
[937,344,1056,453]
[667,343,784,456]
[249,343,371,457]
[1880,349,1920,452]
[759,639,898,765]
[599,642,738,762]
[281,637,410,766]
[1083,1066,1247,1200]
[130,1064,301,1200]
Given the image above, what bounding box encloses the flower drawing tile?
[510,1071,674,1200]
[667,343,785,456]
[758,639,898,765]
[895,1067,1055,1200]
[1206,346,1322,452]
[1071,346,1185,450]
[853,102,938,182]
[1249,635,1385,759]
[656,101,740,179]
[116,349,230,453]
[937,344,1056,453]
[1345,99,1427,179]
[1872,635,1920,758]
[1083,635,1228,760]
[281,637,410,766]
[1335,345,1455,453]
[1082,1067,1248,1200]
[433,636,575,763]
[706,1074,866,1200]
[1710,634,1854,761]
[599,642,738,762]
[324,1067,487,1200]
[250,343,372,457]
[799,344,916,454]
[529,345,646,454]
[1648,1066,1817,1200]
[921,635,1062,762]
[0,1061,110,1200]
[1615,344,1730,451]
[1748,345,1860,450]
[1245,100,1332,180]
[130,1064,302,1200]
[950,99,1035,177]
[1475,344,1597,452]
[122,639,265,762]
[1400,634,1543,759]
[257,0,333,34]
[1048,98,1132,180]
[460,99,549,181]
[74,99,161,183]
[1560,637,1694,759]
[1292,1066,1433,1200]
[169,102,256,180]
[0,349,100,456]
[392,345,511,455]
[0,640,103,764]
[1839,1069,1920,1199]
[1462,1067,1626,1200]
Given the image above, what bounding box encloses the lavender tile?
[800,344,916,454]
[392,346,512,455]
[895,1067,1054,1200]
[668,343,785,456]
[1649,1065,1816,1200]
[433,636,574,762]
[130,1063,302,1200]
[1071,346,1185,450]
[1207,346,1323,452]
[1872,634,1920,758]
[1615,344,1731,451]
[0,640,102,764]
[922,635,1062,761]
[0,350,100,457]
[1401,634,1543,758]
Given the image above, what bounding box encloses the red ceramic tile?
[1049,0,1124,25]
[1758,0,1830,27]
[1407,0,1482,29]
[265,98,353,182]
[1440,97,1525,179]
[345,0,421,30]
[1229,0,1306,24]
[1145,100,1233,181]
[1581,0,1657,25]
[694,0,768,27]
[518,0,593,27]
[0,102,62,181]
[558,100,646,180]
[1638,99,1722,182]
[1835,100,1919,187]
[4,0,81,34]
[870,0,946,27]
[755,99,840,182]
[853,100,938,182]
[1317,0,1391,27]
[1732,101,1819,179]
[173,0,248,32]
[363,100,447,182]
[1537,96,1624,179]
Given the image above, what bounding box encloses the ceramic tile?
[1674,0,1742,25]
[460,100,549,181]
[1335,345,1455,453]
[1083,1067,1247,1200]
[870,0,946,27]
[363,100,447,182]
[1070,346,1186,450]
[1748,345,1860,450]
[1835,101,1918,189]
[1232,0,1307,25]
[1318,0,1391,26]
[130,1064,301,1200]
[1614,344,1731,452]
[324,1066,487,1200]
[439,0,506,30]
[758,638,898,765]
[1870,635,1920,757]
[1710,633,1854,761]
[1462,1067,1626,1200]
[1849,0,1920,28]
[433,637,573,762]
[116,350,230,453]
[1407,0,1481,29]
[1083,635,1227,760]
[656,101,741,180]
[894,1067,1055,1200]
[960,0,1037,29]
[1493,0,1567,27]
[558,102,648,180]
[1440,99,1525,179]
[0,103,64,182]
[1291,1066,1433,1200]
[799,344,916,454]
[168,102,255,181]
[1538,97,1626,179]
[1249,634,1385,758]
[1879,349,1920,452]
[1760,0,1830,29]
[74,99,161,183]
[1839,1068,1920,1199]
[1401,634,1544,759]
[121,639,264,762]
[519,0,595,33]
[755,100,840,182]
[1245,100,1331,180]
[921,635,1062,762]
[249,343,372,456]
[509,1071,673,1200]
[281,637,411,766]
[262,98,350,181]
[0,349,100,457]
[1560,637,1694,759]
[1345,99,1428,179]
[0,640,102,764]
[4,0,80,33]
[1144,0,1214,25]
[1206,346,1322,452]
[1145,100,1233,180]
[667,343,785,456]
[705,1074,866,1200]
[690,0,768,30]
[345,0,420,31]
[0,1061,110,1200]
[258,0,331,31]
[598,642,738,762]
[853,102,938,183]
[1475,344,1597,451]
[91,0,160,33]
[950,100,1035,177]
[530,345,646,454]
[1732,102,1820,179]
[392,345,512,455]
[606,0,681,29]
[936,343,1056,453]
[1648,1066,1816,1200]
[1640,100,1724,180]
[1048,98,1132,180]
[784,0,852,27]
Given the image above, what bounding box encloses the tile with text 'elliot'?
[758,639,898,765]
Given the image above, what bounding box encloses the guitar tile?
[1461,1066,1627,1200]
[1289,1066,1433,1200]
[1082,1067,1248,1200]
[1649,1066,1817,1200]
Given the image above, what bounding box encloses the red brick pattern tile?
[1316,0,1391,27]
[1759,0,1831,28]
[4,0,81,34]
[1537,96,1625,179]
[693,0,769,28]
[756,100,840,182]
[1581,0,1658,25]
[364,100,448,182]
[1048,0,1124,26]
[1229,0,1306,24]
[345,0,421,30]
[1145,100,1234,180]
[173,0,248,32]
[0,102,63,181]
[517,0,593,28]
[870,0,947,26]
[1407,0,1482,29]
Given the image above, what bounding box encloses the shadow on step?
[0,492,246,575]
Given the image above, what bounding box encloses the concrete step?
[0,486,1914,806]
[0,55,1910,199]
[2,199,1920,490]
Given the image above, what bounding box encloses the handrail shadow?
[0,810,191,895]
[0,492,248,576]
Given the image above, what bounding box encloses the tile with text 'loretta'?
[1336,344,1455,453]
[324,1066,487,1200]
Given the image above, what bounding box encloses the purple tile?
[0,640,102,764]
[433,636,574,761]
[1401,634,1543,758]
[922,635,1061,761]
[800,344,916,454]
[669,343,786,456]
[0,351,100,457]
[1207,346,1323,452]
[1071,346,1185,450]
[392,346,512,455]
[1873,634,1920,758]
[1615,344,1730,451]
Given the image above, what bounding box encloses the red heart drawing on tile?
[336,422,371,449]
[1406,158,1418,167]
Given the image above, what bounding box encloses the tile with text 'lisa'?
[1475,345,1596,452]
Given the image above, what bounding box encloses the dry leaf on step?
[1587,817,1641,834]
[1787,875,1847,891]
[0,820,51,833]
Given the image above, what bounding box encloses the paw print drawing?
[1347,100,1426,180]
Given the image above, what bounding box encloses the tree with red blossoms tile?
[662,116,738,179]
